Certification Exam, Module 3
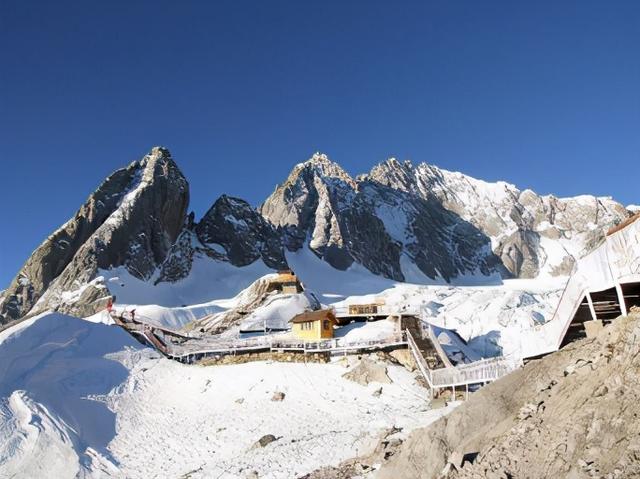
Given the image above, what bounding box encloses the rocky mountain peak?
[1,147,632,328]
[366,157,416,191]
[195,195,286,269]
[0,146,189,324]
[284,152,356,190]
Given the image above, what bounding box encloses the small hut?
[290,310,337,340]
[348,303,379,315]
[268,269,303,294]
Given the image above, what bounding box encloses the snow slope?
[106,354,450,478]
[101,255,272,308]
[239,291,318,331]
[0,313,140,477]
[326,278,563,359]
[98,256,273,329]
[286,248,401,301]
[0,312,452,478]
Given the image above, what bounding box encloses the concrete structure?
[290,310,337,340]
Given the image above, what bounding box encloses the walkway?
[405,326,521,396]
[111,310,521,395]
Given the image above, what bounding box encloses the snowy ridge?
[2,148,630,328]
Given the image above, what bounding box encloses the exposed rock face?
[155,195,287,285]
[195,195,286,269]
[154,227,209,284]
[1,149,630,327]
[261,154,628,282]
[261,154,503,282]
[495,229,541,278]
[370,160,629,278]
[260,154,357,266]
[0,147,189,324]
[377,314,640,479]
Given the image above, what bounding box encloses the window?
[323,320,330,330]
[300,321,313,331]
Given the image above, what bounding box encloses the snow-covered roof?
[290,309,336,323]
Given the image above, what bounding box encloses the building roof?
[271,271,298,283]
[290,309,336,324]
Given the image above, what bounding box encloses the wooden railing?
[406,329,521,391]
[168,331,408,361]
[114,310,521,391]
[429,355,522,388]
[406,329,434,389]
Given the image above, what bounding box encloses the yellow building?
[290,310,337,340]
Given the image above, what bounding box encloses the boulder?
[342,358,391,386]
[252,434,278,449]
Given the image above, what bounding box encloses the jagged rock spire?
[0,147,189,324]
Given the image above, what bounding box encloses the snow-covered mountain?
[262,154,627,283]
[0,147,630,327]
[260,154,503,283]
[367,158,627,278]
[0,147,189,325]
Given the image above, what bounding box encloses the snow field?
[106,353,450,479]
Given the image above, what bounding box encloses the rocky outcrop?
[494,229,541,278]
[261,154,503,282]
[195,195,286,269]
[342,357,392,386]
[0,147,189,325]
[368,159,629,277]
[377,313,640,479]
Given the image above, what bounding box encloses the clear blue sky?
[1,1,639,288]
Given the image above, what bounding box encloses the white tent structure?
[520,214,640,358]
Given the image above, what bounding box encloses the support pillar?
[616,283,628,316]
[585,292,598,321]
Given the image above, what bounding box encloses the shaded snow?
[240,292,318,332]
[102,255,272,308]
[335,319,398,342]
[286,248,400,301]
[0,313,140,477]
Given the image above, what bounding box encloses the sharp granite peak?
[0,147,631,326]
[1,147,189,324]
